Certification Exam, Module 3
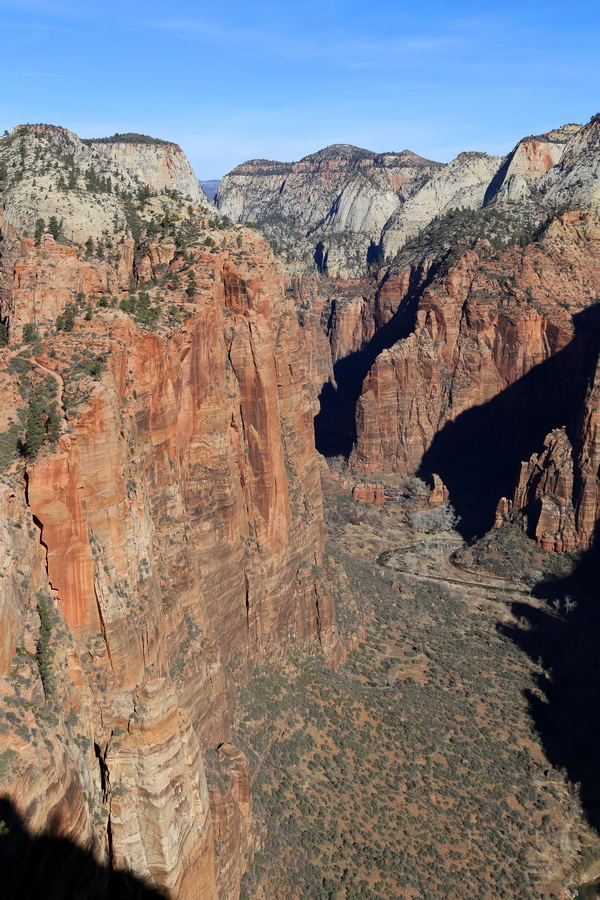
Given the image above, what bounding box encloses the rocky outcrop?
[538,116,600,211]
[216,145,442,277]
[428,474,450,508]
[88,136,206,205]
[496,428,580,552]
[498,349,600,552]
[0,125,208,244]
[345,209,600,536]
[380,151,502,259]
[484,124,579,204]
[1,226,133,343]
[0,181,336,898]
[0,482,102,868]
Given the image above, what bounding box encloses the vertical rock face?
[484,124,579,203]
[500,350,600,552]
[216,145,443,276]
[343,209,600,539]
[0,483,102,870]
[215,116,600,283]
[539,115,600,211]
[88,137,206,206]
[500,428,580,552]
[0,182,335,898]
[380,151,503,259]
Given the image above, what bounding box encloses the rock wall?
[498,348,600,552]
[89,139,206,206]
[216,145,442,277]
[0,216,337,897]
[346,210,600,539]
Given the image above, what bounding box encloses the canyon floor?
[231,485,600,900]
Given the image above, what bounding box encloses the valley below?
[232,488,600,899]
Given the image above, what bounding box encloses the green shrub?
[56,304,76,332]
[22,323,38,344]
[35,593,55,698]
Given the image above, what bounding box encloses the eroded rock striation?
[0,126,336,898]
[86,133,206,205]
[216,145,442,277]
[348,209,600,540]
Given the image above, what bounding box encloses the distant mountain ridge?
[216,119,600,277]
[0,123,208,243]
[199,179,221,200]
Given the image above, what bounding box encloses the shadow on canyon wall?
[0,798,168,900]
[502,522,600,832]
[418,305,600,540]
[314,265,437,458]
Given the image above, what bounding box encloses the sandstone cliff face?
[538,116,600,211]
[498,428,580,552]
[0,480,102,866]
[484,124,579,204]
[380,152,502,259]
[0,183,335,898]
[216,145,442,277]
[215,115,600,283]
[346,210,600,539]
[88,138,206,206]
[0,124,209,244]
[215,143,525,277]
[217,116,600,554]
[498,347,600,552]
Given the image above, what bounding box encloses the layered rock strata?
[347,209,600,540]
[216,145,442,277]
[0,151,336,899]
[216,115,600,284]
[88,136,205,205]
[0,124,210,244]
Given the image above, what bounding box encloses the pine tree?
[47,216,62,241]
[23,323,38,343]
[46,403,61,443]
[56,304,76,332]
[24,397,46,457]
[34,218,45,245]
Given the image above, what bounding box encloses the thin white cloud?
[140,15,464,63]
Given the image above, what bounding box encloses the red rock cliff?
[0,220,337,898]
[343,210,600,542]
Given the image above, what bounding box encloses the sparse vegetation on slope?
[234,493,599,899]
[82,133,173,146]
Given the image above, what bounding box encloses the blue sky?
[1,0,599,177]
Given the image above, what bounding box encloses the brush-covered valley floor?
[226,485,600,900]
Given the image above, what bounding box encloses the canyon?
[219,116,600,553]
[1,113,600,898]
